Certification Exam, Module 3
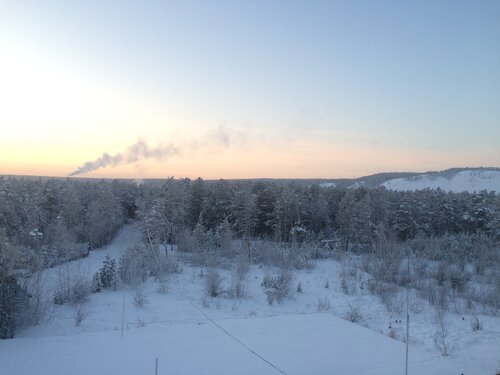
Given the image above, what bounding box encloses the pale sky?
[1,0,499,179]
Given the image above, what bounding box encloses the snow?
[382,169,500,193]
[2,226,500,374]
[0,313,480,375]
[36,224,139,299]
[319,182,337,188]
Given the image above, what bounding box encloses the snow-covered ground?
[34,224,139,300]
[2,226,499,374]
[382,169,500,193]
[319,182,337,188]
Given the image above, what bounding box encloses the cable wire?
[191,303,288,375]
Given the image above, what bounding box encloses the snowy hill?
[382,169,500,193]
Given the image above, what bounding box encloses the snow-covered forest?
[1,175,499,374]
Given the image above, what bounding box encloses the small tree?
[0,276,26,339]
[93,255,117,292]
[100,256,117,289]
[434,308,454,356]
[92,272,102,293]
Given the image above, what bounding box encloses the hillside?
[382,169,500,193]
[1,226,499,375]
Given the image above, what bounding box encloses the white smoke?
[68,125,246,176]
[68,140,179,176]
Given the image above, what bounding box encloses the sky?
[0,0,499,179]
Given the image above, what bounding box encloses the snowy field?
[1,227,499,375]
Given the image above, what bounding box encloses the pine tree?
[92,272,102,293]
[98,255,117,290]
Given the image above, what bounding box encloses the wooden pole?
[121,296,125,339]
[155,357,158,375]
[405,250,410,375]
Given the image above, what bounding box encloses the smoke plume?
[68,125,247,176]
[69,140,179,176]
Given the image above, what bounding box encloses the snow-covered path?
[37,224,139,297]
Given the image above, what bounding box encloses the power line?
[191,303,288,375]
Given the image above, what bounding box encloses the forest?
[1,176,499,340]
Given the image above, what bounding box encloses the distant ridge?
[2,167,499,192]
[380,168,500,193]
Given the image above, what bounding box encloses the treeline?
[135,178,500,250]
[1,176,499,338]
[0,177,134,271]
[1,176,499,273]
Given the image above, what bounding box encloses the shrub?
[118,242,150,286]
[229,280,247,299]
[262,269,292,305]
[317,298,331,312]
[367,278,399,309]
[340,277,357,295]
[154,256,182,281]
[133,288,149,308]
[73,304,86,327]
[156,280,169,294]
[433,308,454,356]
[470,314,484,332]
[206,268,222,298]
[345,303,363,323]
[53,267,91,305]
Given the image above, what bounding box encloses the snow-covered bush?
[228,280,247,299]
[345,303,363,323]
[155,255,182,279]
[53,266,91,305]
[156,280,169,294]
[433,308,454,356]
[317,298,331,312]
[73,304,86,327]
[118,242,150,286]
[367,278,398,308]
[206,268,222,298]
[340,276,357,295]
[470,313,484,332]
[133,288,149,308]
[261,268,292,305]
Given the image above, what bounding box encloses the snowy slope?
[1,313,497,375]
[382,169,500,193]
[2,227,499,374]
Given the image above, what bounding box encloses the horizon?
[2,165,499,182]
[1,1,499,179]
